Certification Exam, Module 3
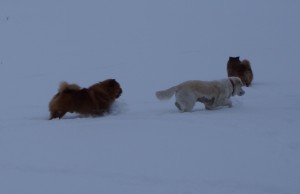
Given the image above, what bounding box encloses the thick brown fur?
[49,79,122,119]
[227,56,253,87]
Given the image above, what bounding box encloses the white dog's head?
[229,77,245,96]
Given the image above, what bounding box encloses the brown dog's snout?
[117,88,123,98]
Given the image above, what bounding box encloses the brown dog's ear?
[109,79,117,87]
[229,56,240,60]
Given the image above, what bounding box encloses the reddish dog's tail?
[58,82,81,93]
[241,59,253,86]
[241,59,251,70]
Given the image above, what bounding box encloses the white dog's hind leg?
[175,101,195,112]
[175,92,196,112]
[175,102,184,112]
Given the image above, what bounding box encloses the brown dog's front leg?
[50,110,66,120]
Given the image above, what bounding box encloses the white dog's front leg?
[205,98,232,110]
[204,103,218,110]
[223,99,232,108]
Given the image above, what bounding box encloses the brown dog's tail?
[241,59,251,70]
[58,81,81,93]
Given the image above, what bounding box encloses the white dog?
[156,77,245,112]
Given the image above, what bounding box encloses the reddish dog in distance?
[227,56,253,87]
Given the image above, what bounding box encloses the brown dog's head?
[227,56,241,75]
[228,56,240,63]
[100,79,123,99]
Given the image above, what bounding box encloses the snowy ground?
[1,1,300,194]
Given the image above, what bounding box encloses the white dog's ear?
[234,78,239,83]
[240,79,244,86]
[234,77,243,86]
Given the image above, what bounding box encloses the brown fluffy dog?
[49,79,122,119]
[227,56,253,87]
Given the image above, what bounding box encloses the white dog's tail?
[156,86,177,100]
